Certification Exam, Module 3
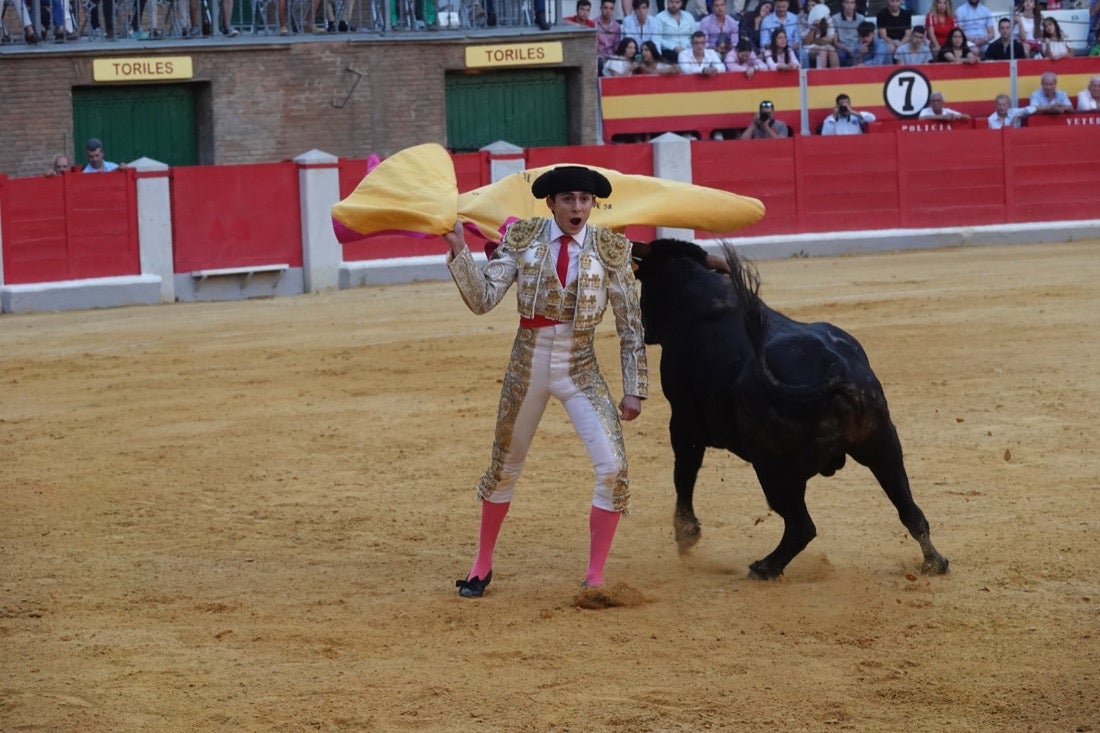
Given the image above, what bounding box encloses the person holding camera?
[740,100,790,139]
[820,93,876,135]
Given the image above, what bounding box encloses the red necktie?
[556,236,571,286]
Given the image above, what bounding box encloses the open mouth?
[570,217,583,226]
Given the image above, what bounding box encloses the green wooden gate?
[73,85,198,168]
[445,69,569,152]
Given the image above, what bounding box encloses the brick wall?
[0,33,599,178]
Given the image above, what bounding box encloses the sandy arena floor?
[1,241,1098,732]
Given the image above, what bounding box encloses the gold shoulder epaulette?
[594,227,630,268]
[502,218,543,251]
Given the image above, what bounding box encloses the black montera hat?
[531,166,613,199]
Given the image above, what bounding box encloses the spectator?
[876,0,912,56]
[725,36,767,74]
[636,39,681,73]
[937,27,980,63]
[764,27,800,69]
[985,17,1025,60]
[740,99,790,138]
[604,37,639,75]
[565,0,596,25]
[919,91,970,121]
[760,0,799,55]
[596,0,623,73]
[854,20,891,65]
[955,0,994,56]
[46,154,71,176]
[656,0,698,62]
[832,0,865,66]
[191,0,238,35]
[821,93,876,134]
[987,93,1032,128]
[895,24,933,64]
[700,0,739,50]
[923,0,956,57]
[1040,17,1072,61]
[678,29,724,73]
[82,138,124,173]
[1016,0,1043,57]
[1089,0,1099,51]
[744,0,773,51]
[801,0,839,68]
[1077,76,1100,111]
[622,0,662,52]
[1029,71,1074,114]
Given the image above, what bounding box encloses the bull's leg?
[670,415,705,554]
[748,465,815,580]
[852,429,949,575]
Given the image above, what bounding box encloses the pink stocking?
[468,500,509,580]
[585,506,621,587]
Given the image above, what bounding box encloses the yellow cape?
[331,143,765,243]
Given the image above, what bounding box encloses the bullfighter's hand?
[442,221,466,257]
[619,395,642,421]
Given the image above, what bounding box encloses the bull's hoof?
[748,560,782,580]
[673,515,701,554]
[921,554,950,575]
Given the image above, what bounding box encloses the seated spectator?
[622,0,661,52]
[636,39,681,73]
[919,91,970,121]
[701,0,740,50]
[760,0,800,55]
[565,0,596,26]
[895,25,933,64]
[1015,0,1043,58]
[937,27,980,63]
[924,0,956,57]
[987,93,1032,128]
[955,0,995,56]
[82,138,124,173]
[46,154,71,176]
[1040,17,1072,60]
[745,0,774,51]
[764,27,800,69]
[821,93,876,134]
[801,0,839,68]
[596,0,622,74]
[726,36,767,76]
[678,30,724,74]
[604,37,639,76]
[985,17,1026,60]
[656,0,697,63]
[832,0,865,67]
[1029,71,1074,114]
[1077,76,1100,111]
[854,20,891,65]
[740,100,790,139]
[876,0,912,57]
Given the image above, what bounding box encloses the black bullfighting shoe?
[455,570,492,598]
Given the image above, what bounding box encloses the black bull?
[632,240,949,580]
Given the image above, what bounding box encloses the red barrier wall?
[0,171,138,285]
[171,162,303,273]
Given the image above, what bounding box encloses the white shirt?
[548,221,588,285]
[821,110,876,135]
[955,1,994,46]
[677,47,725,73]
[1077,90,1100,112]
[919,105,964,119]
[655,9,698,54]
[987,107,1030,129]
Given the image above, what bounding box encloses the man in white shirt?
[622,0,662,51]
[655,0,697,62]
[678,30,725,74]
[821,93,876,135]
[987,93,1032,129]
[1076,76,1100,112]
[954,0,995,55]
[918,92,970,121]
[1029,71,1074,114]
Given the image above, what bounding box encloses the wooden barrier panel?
[1005,126,1099,223]
[0,171,138,285]
[869,119,978,133]
[1026,111,1100,127]
[171,162,303,273]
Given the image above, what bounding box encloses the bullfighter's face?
[547,191,595,237]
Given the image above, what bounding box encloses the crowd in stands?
[597,0,1100,74]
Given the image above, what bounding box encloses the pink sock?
[468,500,509,580]
[585,506,621,587]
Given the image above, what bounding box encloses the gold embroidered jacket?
[448,217,648,399]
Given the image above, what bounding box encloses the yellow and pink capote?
[330,142,766,244]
